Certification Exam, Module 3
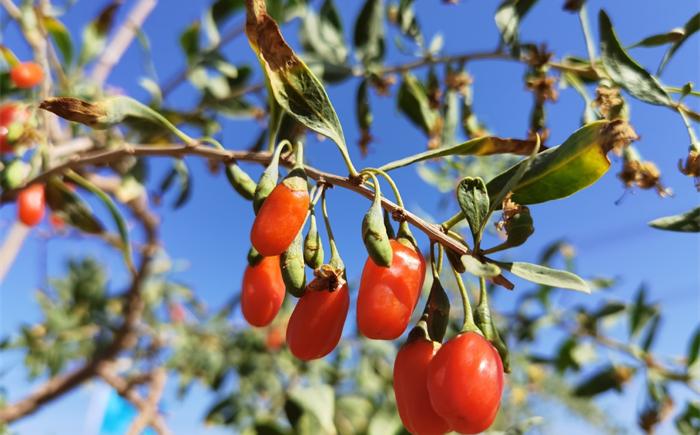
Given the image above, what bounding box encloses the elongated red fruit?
[250,179,309,256]
[427,332,504,434]
[17,183,45,227]
[394,339,451,435]
[357,239,426,339]
[241,256,285,327]
[10,62,44,89]
[286,283,349,360]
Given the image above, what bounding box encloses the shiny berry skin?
[250,181,309,256]
[357,239,426,339]
[286,283,349,360]
[10,62,44,89]
[17,184,45,227]
[241,256,285,327]
[394,339,451,435]
[0,104,29,153]
[427,332,504,434]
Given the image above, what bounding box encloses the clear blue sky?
[1,0,698,434]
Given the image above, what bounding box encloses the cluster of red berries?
[240,180,504,434]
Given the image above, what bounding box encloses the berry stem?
[452,267,480,334]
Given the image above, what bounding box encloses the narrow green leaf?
[66,172,132,270]
[246,11,351,170]
[641,314,660,352]
[456,177,489,244]
[45,178,104,234]
[486,121,611,206]
[658,13,700,74]
[495,0,538,47]
[300,0,347,66]
[599,10,671,106]
[462,255,501,278]
[43,17,73,66]
[649,206,700,232]
[573,365,636,397]
[629,285,656,338]
[172,160,192,209]
[487,135,540,214]
[78,2,120,66]
[180,21,201,65]
[396,0,422,43]
[211,0,245,25]
[688,326,700,367]
[354,0,385,65]
[288,385,336,435]
[496,261,590,293]
[397,72,438,136]
[380,135,537,172]
[630,29,685,49]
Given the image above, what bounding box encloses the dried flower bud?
[601,119,639,155]
[594,86,625,120]
[678,149,700,190]
[526,75,559,103]
[307,264,346,293]
[619,154,672,197]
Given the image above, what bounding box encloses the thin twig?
[2,143,468,255]
[0,0,20,19]
[127,368,167,435]
[98,366,171,435]
[91,0,158,86]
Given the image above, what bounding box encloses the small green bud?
[225,162,256,200]
[247,246,263,267]
[303,213,324,269]
[425,278,450,343]
[281,230,306,297]
[362,177,392,267]
[474,304,510,373]
[3,160,30,189]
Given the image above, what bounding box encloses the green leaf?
[456,177,489,244]
[658,12,700,74]
[495,261,590,293]
[211,0,245,25]
[397,72,438,136]
[300,0,348,67]
[462,255,502,278]
[495,0,538,48]
[688,326,700,367]
[649,206,700,232]
[629,285,657,339]
[78,2,120,66]
[599,10,671,106]
[45,178,103,234]
[675,401,700,435]
[379,135,538,172]
[354,0,385,65]
[630,29,685,49]
[573,365,636,397]
[180,21,201,65]
[486,121,612,206]
[641,314,660,352]
[288,385,336,435]
[367,408,401,435]
[43,17,73,66]
[396,0,422,43]
[246,11,351,171]
[66,172,133,271]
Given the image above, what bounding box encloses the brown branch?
[91,0,158,86]
[1,143,468,255]
[127,368,168,435]
[0,0,20,20]
[0,194,159,424]
[98,366,171,435]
